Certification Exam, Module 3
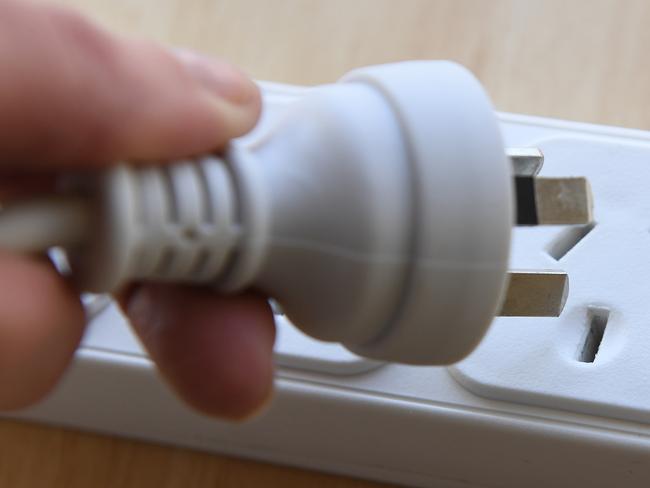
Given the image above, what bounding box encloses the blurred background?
[44,0,650,129]
[2,0,649,486]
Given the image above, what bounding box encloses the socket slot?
[578,307,610,363]
[546,222,596,260]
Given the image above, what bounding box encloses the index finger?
[0,0,261,170]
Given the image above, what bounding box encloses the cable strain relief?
[69,154,247,292]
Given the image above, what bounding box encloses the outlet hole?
[547,222,596,260]
[578,307,609,363]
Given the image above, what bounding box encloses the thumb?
[0,0,260,169]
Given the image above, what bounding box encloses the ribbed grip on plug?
[128,157,240,282]
[68,155,243,292]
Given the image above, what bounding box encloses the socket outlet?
[452,121,650,424]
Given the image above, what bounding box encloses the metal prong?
[534,177,593,225]
[507,147,544,177]
[516,176,593,225]
[509,146,593,226]
[499,270,569,317]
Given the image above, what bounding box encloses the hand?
[0,0,275,419]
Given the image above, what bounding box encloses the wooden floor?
[4,0,650,486]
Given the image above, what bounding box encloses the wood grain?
[3,0,650,486]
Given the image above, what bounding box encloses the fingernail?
[172,48,257,105]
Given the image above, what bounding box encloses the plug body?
[68,61,512,365]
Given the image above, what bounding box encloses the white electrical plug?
[0,61,591,365]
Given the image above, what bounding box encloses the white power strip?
[10,83,650,488]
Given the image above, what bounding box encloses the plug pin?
[507,147,544,176]
[532,177,593,225]
[509,148,593,226]
[499,270,568,317]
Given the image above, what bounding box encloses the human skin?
[0,0,276,420]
